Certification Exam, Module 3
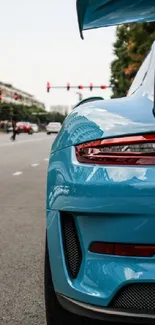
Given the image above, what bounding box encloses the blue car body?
[46,41,155,323]
[76,0,155,38]
[46,1,155,323]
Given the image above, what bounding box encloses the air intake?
[61,213,82,279]
[110,283,155,312]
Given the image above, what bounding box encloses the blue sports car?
[45,1,155,324]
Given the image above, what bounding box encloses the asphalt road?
[0,132,148,325]
[0,132,54,325]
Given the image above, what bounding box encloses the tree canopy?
[0,102,66,125]
[110,22,155,98]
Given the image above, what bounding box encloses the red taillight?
[75,134,155,165]
[90,242,155,257]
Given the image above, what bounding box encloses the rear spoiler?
[76,0,155,39]
[73,96,104,109]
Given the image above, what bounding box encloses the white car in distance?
[46,122,61,134]
[31,123,39,132]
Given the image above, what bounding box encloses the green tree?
[0,102,47,122]
[110,22,155,98]
[47,112,67,124]
[0,102,67,131]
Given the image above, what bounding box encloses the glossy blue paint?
[47,144,155,306]
[47,147,155,216]
[76,0,155,38]
[46,41,155,311]
[47,208,155,307]
[51,95,154,154]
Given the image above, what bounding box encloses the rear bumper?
[47,209,155,308]
[47,129,59,133]
[57,294,155,324]
[17,129,31,133]
[47,146,155,313]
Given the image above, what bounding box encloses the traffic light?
[47,82,51,93]
[101,85,107,89]
[78,85,83,89]
[67,82,70,91]
[90,82,93,91]
[14,92,19,100]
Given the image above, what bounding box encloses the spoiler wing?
[76,0,155,38]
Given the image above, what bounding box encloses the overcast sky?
[0,0,116,109]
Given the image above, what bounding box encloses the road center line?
[13,171,23,176]
[31,163,39,167]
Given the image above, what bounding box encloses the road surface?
[0,132,148,325]
[0,132,54,325]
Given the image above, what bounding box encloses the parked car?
[16,122,33,134]
[31,123,39,132]
[45,1,155,325]
[6,123,13,133]
[46,122,61,134]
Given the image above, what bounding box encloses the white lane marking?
[31,163,39,167]
[13,171,23,176]
[0,137,53,148]
[44,158,49,161]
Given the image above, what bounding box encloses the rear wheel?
[44,237,91,325]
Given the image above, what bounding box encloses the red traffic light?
[14,93,19,100]
[90,82,93,91]
[101,85,107,89]
[67,82,70,91]
[78,85,83,89]
[47,82,51,92]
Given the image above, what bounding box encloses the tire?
[44,237,90,325]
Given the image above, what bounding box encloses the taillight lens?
[75,134,155,165]
[90,242,155,257]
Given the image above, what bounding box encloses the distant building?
[50,105,69,115]
[0,81,45,110]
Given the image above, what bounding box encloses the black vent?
[110,283,155,312]
[61,213,82,278]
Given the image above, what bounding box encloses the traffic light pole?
[47,86,110,89]
[46,82,111,92]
